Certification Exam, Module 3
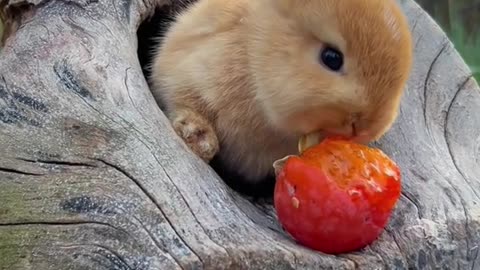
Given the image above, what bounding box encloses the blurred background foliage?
[0,1,478,80]
[417,0,480,81]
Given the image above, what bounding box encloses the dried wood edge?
[0,0,478,269]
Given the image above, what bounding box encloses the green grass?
[417,0,480,82]
[449,21,480,81]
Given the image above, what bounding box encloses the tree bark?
[0,0,479,269]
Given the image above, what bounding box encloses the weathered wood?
[0,0,479,269]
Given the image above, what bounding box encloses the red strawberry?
[274,137,401,254]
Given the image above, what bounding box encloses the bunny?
[149,0,413,192]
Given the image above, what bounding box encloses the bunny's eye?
[320,46,343,72]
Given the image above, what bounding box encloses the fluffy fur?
[150,0,413,183]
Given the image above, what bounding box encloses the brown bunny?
[150,0,413,188]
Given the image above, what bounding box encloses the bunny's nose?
[352,122,358,137]
[351,124,372,144]
[323,122,372,144]
[323,122,356,139]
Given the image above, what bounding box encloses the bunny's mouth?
[298,131,325,153]
[298,127,372,153]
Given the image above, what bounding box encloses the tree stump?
[0,0,479,269]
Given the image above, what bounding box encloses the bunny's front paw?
[172,109,219,162]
